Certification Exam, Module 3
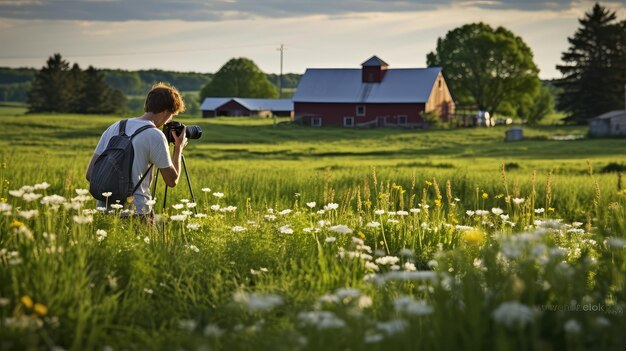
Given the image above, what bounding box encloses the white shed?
[589,110,626,137]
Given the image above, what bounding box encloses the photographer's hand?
[172,126,188,150]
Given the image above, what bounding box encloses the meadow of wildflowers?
[1,111,626,350]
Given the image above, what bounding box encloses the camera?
[163,121,202,144]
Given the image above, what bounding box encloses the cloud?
[0,0,587,22]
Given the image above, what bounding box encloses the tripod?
[151,154,198,215]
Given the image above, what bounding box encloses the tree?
[79,66,114,114]
[426,23,540,116]
[517,85,554,125]
[556,3,626,124]
[28,53,72,112]
[199,58,278,100]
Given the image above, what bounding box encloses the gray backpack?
[89,119,155,203]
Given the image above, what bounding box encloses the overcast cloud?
[0,0,583,21]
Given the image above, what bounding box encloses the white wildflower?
[394,296,433,316]
[172,204,184,210]
[403,262,416,271]
[34,182,50,190]
[279,225,294,234]
[201,187,211,192]
[203,324,224,338]
[376,319,408,335]
[306,202,316,208]
[231,226,246,232]
[212,192,224,198]
[366,221,380,228]
[365,261,379,272]
[96,229,107,242]
[492,301,533,329]
[329,225,353,234]
[325,236,336,243]
[72,215,93,224]
[297,311,346,330]
[513,198,525,204]
[22,193,43,202]
[325,203,339,210]
[410,208,420,213]
[233,291,283,312]
[279,209,292,215]
[18,210,38,219]
[564,319,581,334]
[186,223,200,230]
[178,319,197,332]
[374,209,385,215]
[375,256,400,266]
[170,214,187,221]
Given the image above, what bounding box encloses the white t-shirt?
[94,118,173,214]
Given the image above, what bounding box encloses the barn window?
[438,79,442,89]
[312,117,322,127]
[356,105,366,116]
[398,115,407,125]
[344,117,354,127]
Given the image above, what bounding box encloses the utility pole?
[277,44,285,98]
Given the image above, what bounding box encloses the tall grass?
[0,111,625,350]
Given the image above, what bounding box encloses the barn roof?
[200,97,292,111]
[591,110,626,120]
[200,98,231,111]
[233,98,293,111]
[292,67,442,103]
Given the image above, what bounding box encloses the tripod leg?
[181,154,198,215]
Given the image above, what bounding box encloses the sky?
[0,0,625,79]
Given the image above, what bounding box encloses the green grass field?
[1,106,625,350]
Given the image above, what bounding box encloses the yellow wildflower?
[0,197,6,203]
[548,207,555,212]
[10,219,25,229]
[21,295,34,309]
[358,231,366,239]
[379,193,388,199]
[425,180,433,186]
[34,303,48,316]
[434,199,441,207]
[461,229,485,245]
[482,192,489,199]
[622,189,626,195]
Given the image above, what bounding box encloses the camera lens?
[186,125,202,140]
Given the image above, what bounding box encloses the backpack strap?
[131,124,155,139]
[132,164,154,195]
[118,119,128,136]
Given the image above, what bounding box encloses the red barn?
[293,56,455,127]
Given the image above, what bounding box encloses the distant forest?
[0,67,301,102]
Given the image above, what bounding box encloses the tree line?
[427,2,625,124]
[28,54,126,114]
[0,65,301,104]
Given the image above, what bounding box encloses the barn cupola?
[361,55,388,83]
